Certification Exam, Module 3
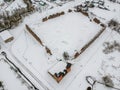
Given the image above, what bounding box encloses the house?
[0,30,14,43]
[48,61,72,83]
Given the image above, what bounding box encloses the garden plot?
[0,57,28,90]
[31,12,102,59]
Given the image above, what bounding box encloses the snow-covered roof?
[5,0,27,15]
[48,61,67,75]
[0,30,13,43]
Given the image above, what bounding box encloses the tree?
[102,76,114,87]
[108,0,116,3]
[87,87,91,90]
[0,81,4,90]
[63,52,69,60]
[108,19,119,30]
[4,0,11,2]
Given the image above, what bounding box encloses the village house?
[48,61,72,83]
[0,30,14,43]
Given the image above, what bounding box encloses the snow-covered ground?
[0,0,120,90]
[67,29,120,90]
[89,0,120,23]
[0,54,29,90]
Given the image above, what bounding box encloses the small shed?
[0,30,14,43]
[48,61,72,83]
